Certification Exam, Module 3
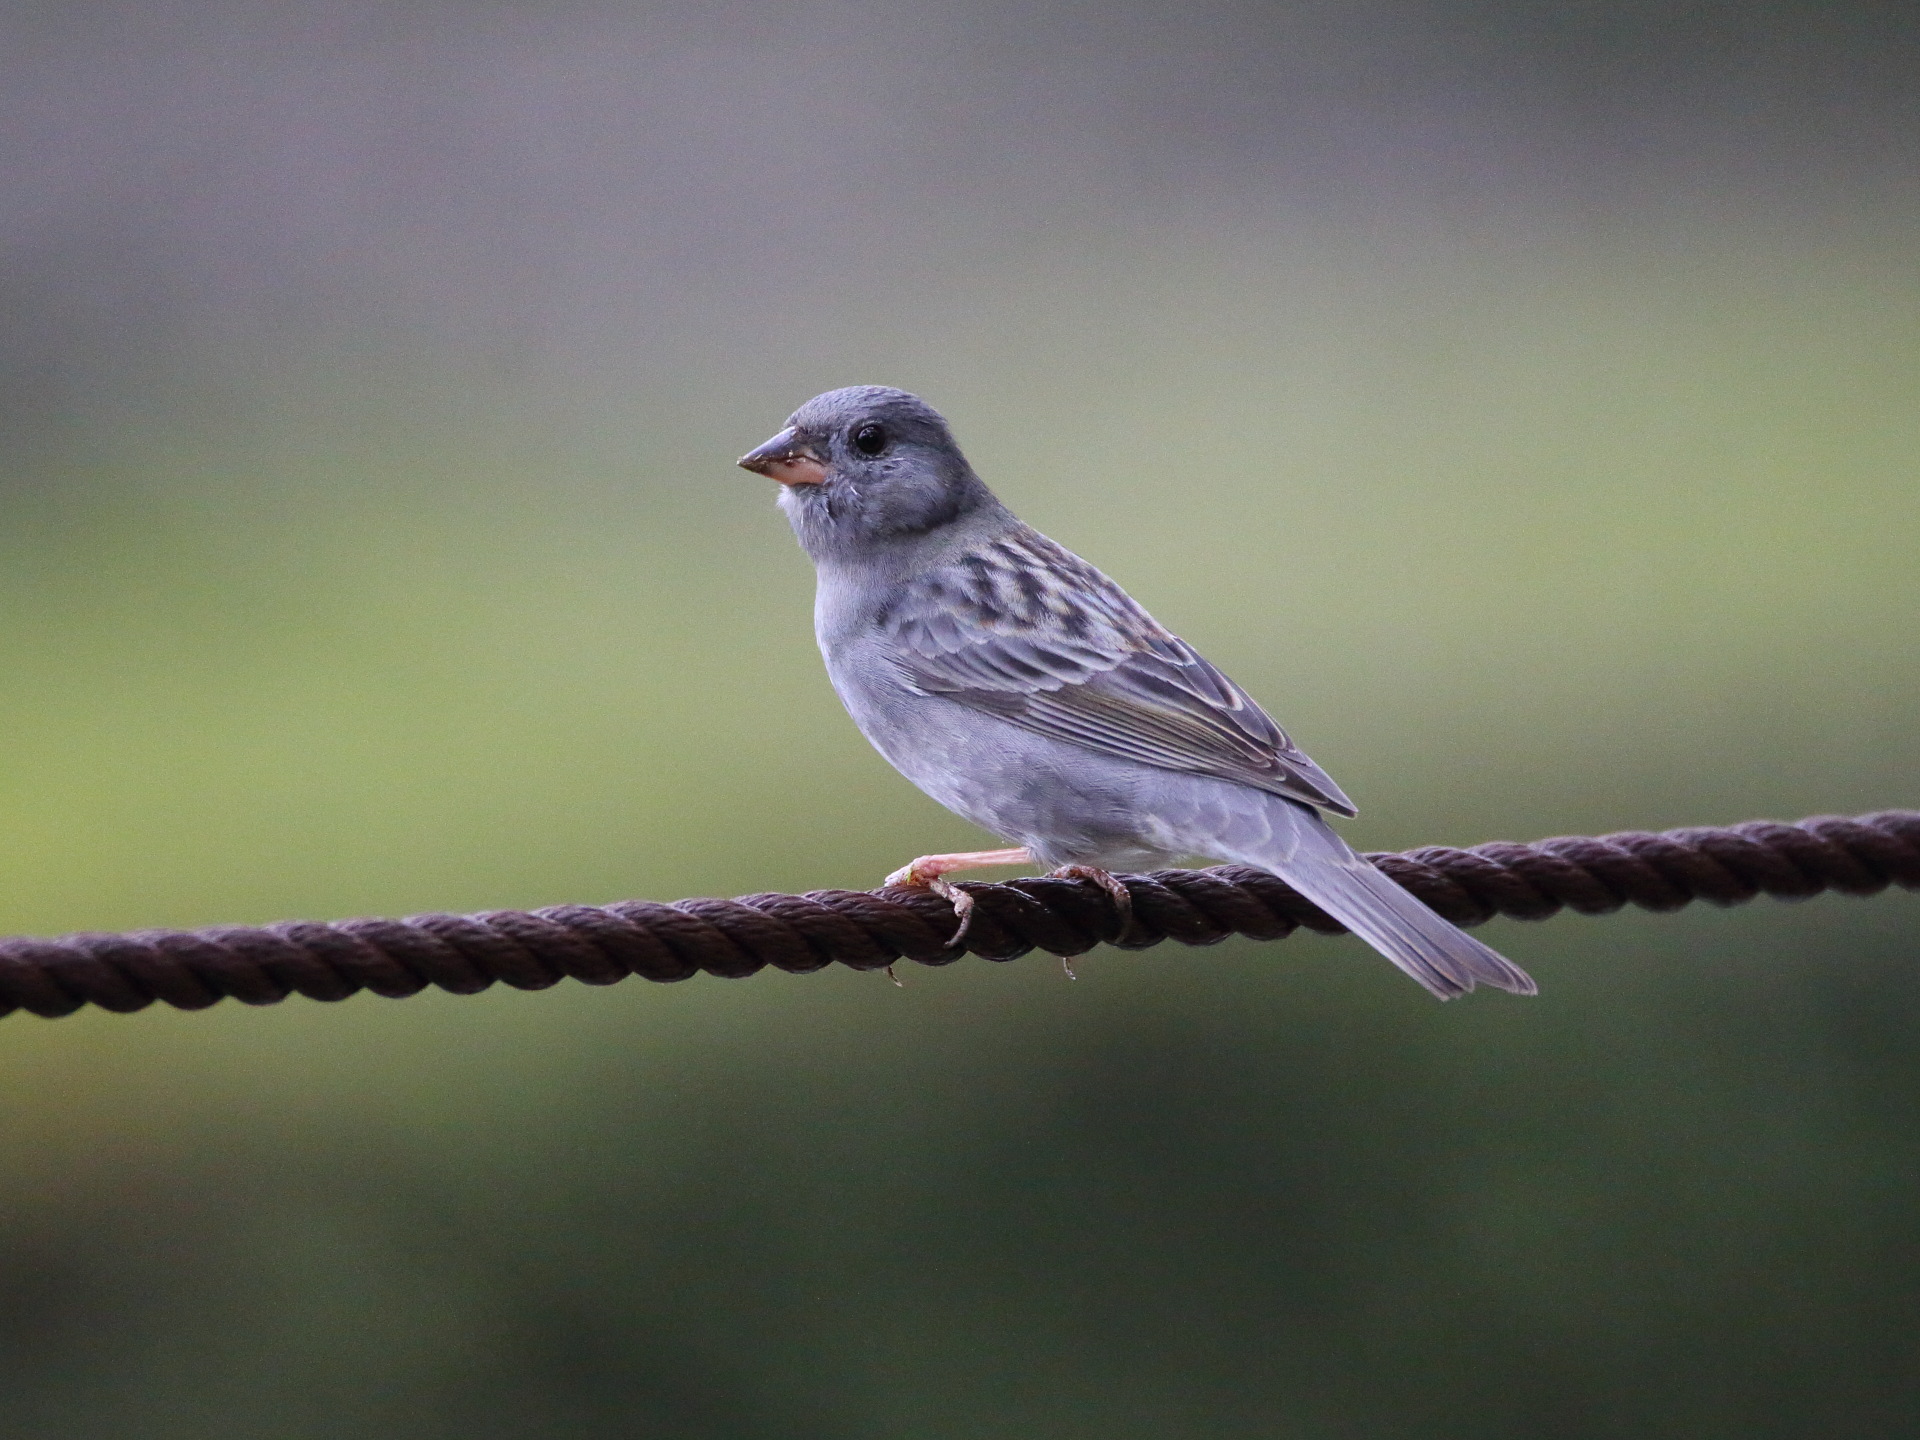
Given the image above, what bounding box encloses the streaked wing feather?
[884,528,1357,815]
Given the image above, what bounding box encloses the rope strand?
[2,810,1915,1020]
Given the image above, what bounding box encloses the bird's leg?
[883,847,1033,950]
[883,847,1035,889]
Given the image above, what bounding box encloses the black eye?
[852,422,887,456]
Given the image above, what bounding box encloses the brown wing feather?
[883,527,1357,816]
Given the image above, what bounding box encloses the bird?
[737,385,1535,999]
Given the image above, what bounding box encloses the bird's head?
[738,386,1001,560]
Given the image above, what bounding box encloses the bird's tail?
[1211,794,1536,1000]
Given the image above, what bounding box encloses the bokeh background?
[1,1,1916,1434]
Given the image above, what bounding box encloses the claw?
[931,875,979,949]
[1047,864,1136,943]
[881,847,1032,950]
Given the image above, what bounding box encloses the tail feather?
[1279,850,1537,999]
[1219,798,1537,1000]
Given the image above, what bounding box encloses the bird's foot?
[883,847,1034,950]
[1046,865,1137,956]
[883,847,1034,890]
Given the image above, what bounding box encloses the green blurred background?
[1,1,1917,1434]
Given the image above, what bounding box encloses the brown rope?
[1,811,1915,1020]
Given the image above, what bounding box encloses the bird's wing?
[879,527,1357,816]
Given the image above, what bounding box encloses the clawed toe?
[880,848,1032,952]
[904,873,979,951]
[1047,864,1137,937]
[879,860,981,949]
[881,850,1137,963]
[936,879,980,949]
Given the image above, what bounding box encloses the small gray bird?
[739,386,1535,999]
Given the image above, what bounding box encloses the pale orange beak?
[737,426,828,485]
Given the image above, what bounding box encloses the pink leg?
[881,847,1034,954]
[883,847,1034,889]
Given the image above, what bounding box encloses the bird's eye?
[852,423,887,456]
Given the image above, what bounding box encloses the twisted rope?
[1,811,1914,1020]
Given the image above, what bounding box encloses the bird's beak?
[737,426,829,486]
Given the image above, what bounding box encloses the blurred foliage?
[0,1,1916,1435]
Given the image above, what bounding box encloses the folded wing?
[882,527,1357,816]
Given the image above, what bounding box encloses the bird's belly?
[828,660,1192,870]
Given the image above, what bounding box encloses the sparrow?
[738,386,1536,999]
